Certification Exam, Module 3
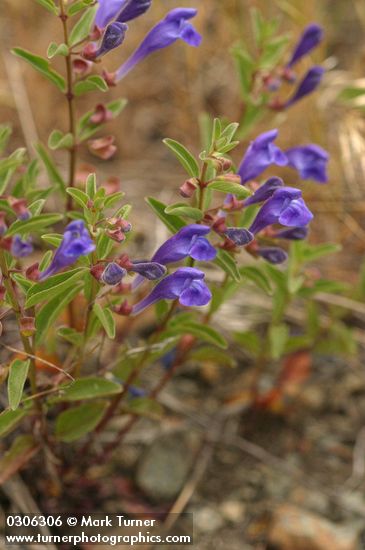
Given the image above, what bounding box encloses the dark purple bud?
[287,24,324,68]
[101,262,127,285]
[11,235,33,258]
[95,22,128,58]
[238,130,287,184]
[117,0,152,23]
[9,199,31,221]
[224,228,254,246]
[257,247,288,264]
[128,385,147,398]
[284,144,329,183]
[275,227,308,240]
[244,177,284,206]
[130,261,167,280]
[285,66,324,108]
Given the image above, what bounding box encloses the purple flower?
[11,235,33,258]
[275,226,308,240]
[95,0,152,28]
[116,8,201,80]
[130,261,167,280]
[285,66,324,107]
[152,225,216,265]
[224,228,253,246]
[101,262,126,285]
[249,187,313,235]
[243,177,284,206]
[39,220,95,280]
[257,247,288,264]
[95,22,128,57]
[287,23,324,68]
[238,130,287,184]
[132,267,211,315]
[285,145,329,183]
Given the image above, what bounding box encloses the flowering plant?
[0,0,345,489]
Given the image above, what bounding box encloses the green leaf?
[35,143,66,195]
[35,284,83,342]
[0,125,12,153]
[74,75,108,95]
[28,199,45,217]
[104,191,125,209]
[145,197,185,233]
[8,359,30,411]
[123,398,163,420]
[0,148,27,195]
[163,138,199,178]
[164,203,203,221]
[0,409,28,438]
[69,5,98,46]
[215,250,241,282]
[48,130,74,150]
[33,0,57,14]
[47,42,69,58]
[11,48,65,92]
[232,46,255,99]
[85,173,97,198]
[240,265,272,294]
[7,213,63,237]
[207,179,251,199]
[68,0,94,16]
[259,36,289,70]
[11,273,34,293]
[66,187,89,208]
[269,323,289,360]
[58,377,122,401]
[234,330,261,356]
[0,435,39,485]
[55,401,107,442]
[25,268,87,308]
[169,322,228,349]
[190,346,236,367]
[41,233,63,247]
[57,327,83,346]
[93,303,116,339]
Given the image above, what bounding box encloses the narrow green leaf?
[66,187,89,208]
[215,250,241,282]
[55,401,107,442]
[58,377,122,401]
[190,346,236,367]
[85,173,97,198]
[170,322,228,349]
[145,197,186,234]
[240,265,272,294]
[69,5,98,46]
[35,143,66,195]
[93,303,116,339]
[269,324,289,360]
[165,203,203,221]
[0,435,39,485]
[123,398,163,420]
[48,130,74,150]
[0,125,12,153]
[163,138,199,178]
[74,75,108,95]
[47,42,69,58]
[207,179,251,199]
[25,268,87,308]
[7,213,63,237]
[8,359,30,411]
[33,0,57,14]
[11,48,65,92]
[0,409,28,438]
[35,284,83,341]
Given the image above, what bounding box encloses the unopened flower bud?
[101,262,127,285]
[90,104,113,125]
[106,229,126,243]
[114,300,133,316]
[117,254,133,269]
[9,198,31,221]
[211,216,227,234]
[257,246,288,264]
[72,58,92,77]
[281,66,297,83]
[20,316,36,337]
[0,213,7,236]
[224,227,254,246]
[88,136,117,160]
[90,263,105,281]
[25,263,40,281]
[102,69,117,87]
[180,179,197,198]
[130,261,167,280]
[82,42,98,60]
[216,173,242,185]
[95,22,128,58]
[11,235,33,258]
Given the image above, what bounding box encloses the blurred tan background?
[1,0,365,279]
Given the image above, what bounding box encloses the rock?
[268,504,360,550]
[193,506,225,533]
[135,433,198,501]
[219,500,246,523]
